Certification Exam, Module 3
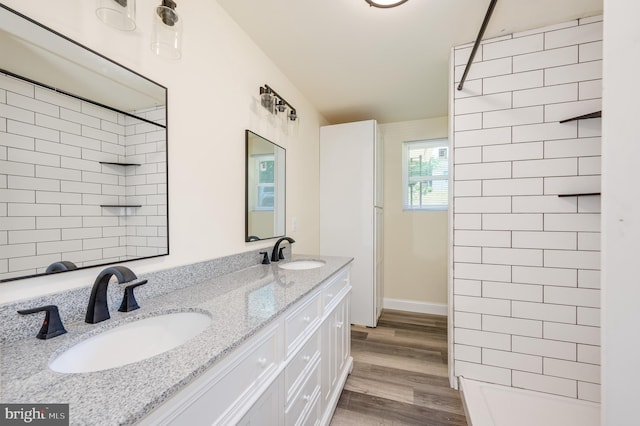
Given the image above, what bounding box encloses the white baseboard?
[383,298,448,316]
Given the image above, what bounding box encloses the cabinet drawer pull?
[302,394,311,401]
[327,293,333,298]
[337,322,343,329]
[303,355,311,362]
[257,357,268,368]
[303,316,311,323]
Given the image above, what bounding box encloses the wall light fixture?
[260,85,298,122]
[151,0,183,60]
[96,0,136,31]
[259,84,299,135]
[96,0,183,60]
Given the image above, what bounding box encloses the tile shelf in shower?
[100,205,143,208]
[99,161,142,166]
[559,110,601,123]
[557,193,601,197]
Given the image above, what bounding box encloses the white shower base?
[459,377,600,426]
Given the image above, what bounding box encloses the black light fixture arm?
[457,0,498,91]
[260,84,297,120]
[365,0,410,8]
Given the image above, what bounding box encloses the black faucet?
[17,305,67,339]
[85,266,147,324]
[45,261,77,274]
[271,237,295,262]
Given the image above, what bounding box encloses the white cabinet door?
[329,306,341,392]
[321,306,336,410]
[374,206,384,322]
[375,125,384,208]
[337,297,350,376]
[320,120,377,327]
[321,292,351,412]
[238,377,282,426]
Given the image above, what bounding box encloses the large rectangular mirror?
[245,130,285,242]
[0,5,168,282]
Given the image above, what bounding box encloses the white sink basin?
[278,260,326,270]
[49,311,211,374]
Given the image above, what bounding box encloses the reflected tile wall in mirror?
[0,72,168,281]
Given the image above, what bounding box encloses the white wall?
[0,0,325,303]
[601,0,640,424]
[451,17,603,401]
[379,117,449,314]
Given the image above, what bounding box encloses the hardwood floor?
[330,310,467,426]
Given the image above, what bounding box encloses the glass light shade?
[96,0,136,31]
[151,5,183,59]
[260,91,275,114]
[287,114,300,137]
[276,99,287,113]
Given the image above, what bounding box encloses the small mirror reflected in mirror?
[245,131,285,241]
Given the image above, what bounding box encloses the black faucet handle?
[118,280,148,313]
[17,305,67,340]
[278,246,286,260]
[259,251,271,264]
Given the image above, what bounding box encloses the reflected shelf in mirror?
[99,161,142,166]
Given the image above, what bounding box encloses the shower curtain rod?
[457,0,498,91]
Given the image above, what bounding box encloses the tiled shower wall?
[0,72,167,280]
[452,16,602,401]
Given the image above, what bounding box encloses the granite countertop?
[0,255,352,425]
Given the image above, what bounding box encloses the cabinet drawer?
[285,294,321,356]
[323,269,349,310]
[285,359,321,426]
[301,392,321,426]
[285,328,321,402]
[170,325,281,425]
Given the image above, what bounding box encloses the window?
[253,154,275,210]
[402,138,449,210]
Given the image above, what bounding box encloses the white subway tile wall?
[0,72,167,280]
[452,17,602,402]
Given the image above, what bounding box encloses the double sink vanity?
[2,253,353,425]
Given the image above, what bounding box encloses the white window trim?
[402,138,449,211]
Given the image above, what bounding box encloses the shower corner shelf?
[100,204,142,208]
[99,161,142,166]
[559,111,602,123]
[557,192,601,198]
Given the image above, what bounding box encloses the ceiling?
[216,0,603,124]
